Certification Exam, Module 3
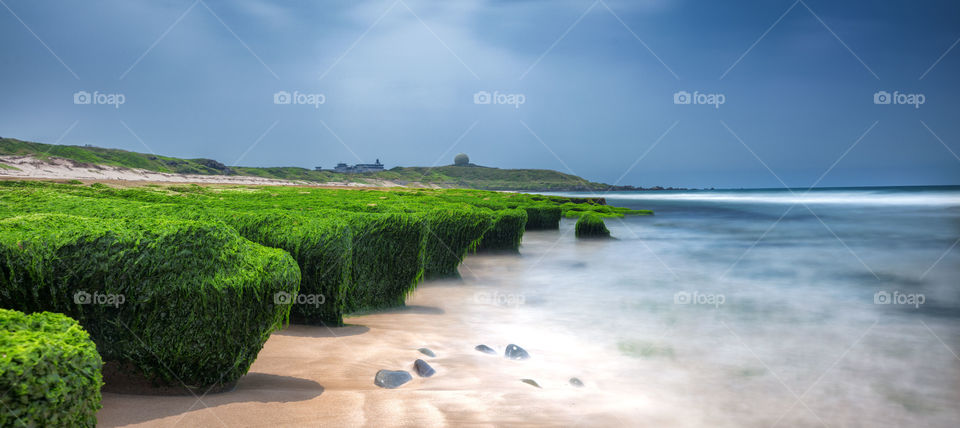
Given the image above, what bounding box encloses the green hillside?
[0,137,609,191]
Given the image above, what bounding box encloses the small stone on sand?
[521,379,541,388]
[505,344,530,360]
[475,344,496,355]
[374,370,412,389]
[413,359,435,377]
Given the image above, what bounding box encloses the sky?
[1,0,958,189]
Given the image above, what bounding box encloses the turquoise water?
[460,186,960,426]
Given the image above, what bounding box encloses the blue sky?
[1,0,958,188]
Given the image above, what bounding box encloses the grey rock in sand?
[417,347,436,357]
[475,344,496,355]
[414,359,436,377]
[521,379,541,388]
[374,370,412,389]
[569,377,584,387]
[504,344,530,360]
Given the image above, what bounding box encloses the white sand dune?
[0,155,427,188]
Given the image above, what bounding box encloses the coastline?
[13,186,960,427]
[97,270,628,426]
[95,229,658,428]
[0,154,684,192]
[0,155,426,188]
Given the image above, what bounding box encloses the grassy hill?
[0,137,610,191]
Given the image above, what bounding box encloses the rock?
[504,344,530,360]
[374,370,412,389]
[413,359,435,377]
[520,379,541,388]
[569,377,584,387]
[474,344,496,355]
[417,348,436,358]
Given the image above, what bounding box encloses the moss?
[522,205,562,230]
[343,213,427,313]
[0,181,650,320]
[0,213,300,388]
[219,210,352,326]
[0,309,102,427]
[421,207,493,279]
[575,213,610,238]
[476,208,527,251]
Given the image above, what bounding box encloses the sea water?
[455,186,960,427]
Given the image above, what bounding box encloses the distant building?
[323,159,385,173]
[354,159,385,173]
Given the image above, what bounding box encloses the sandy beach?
[95,225,685,428]
[96,304,624,427]
[96,246,638,427]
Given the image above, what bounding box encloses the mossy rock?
[476,208,527,251]
[522,205,562,230]
[217,209,352,326]
[422,207,493,279]
[344,212,427,313]
[0,213,300,389]
[0,309,102,427]
[575,213,610,238]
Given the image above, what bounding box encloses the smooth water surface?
[455,186,960,427]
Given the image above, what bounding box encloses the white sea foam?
[549,189,960,206]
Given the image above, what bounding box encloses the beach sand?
[96,286,637,428]
[95,231,670,428]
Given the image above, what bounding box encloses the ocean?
[451,186,960,426]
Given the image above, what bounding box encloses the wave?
[551,189,960,206]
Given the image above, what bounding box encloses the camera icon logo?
[673,91,691,105]
[674,291,691,304]
[74,290,92,304]
[273,91,292,105]
[473,91,492,105]
[73,91,92,105]
[873,91,891,105]
[274,291,292,305]
[874,290,890,304]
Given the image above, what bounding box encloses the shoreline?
[95,230,649,428]
[96,280,632,427]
